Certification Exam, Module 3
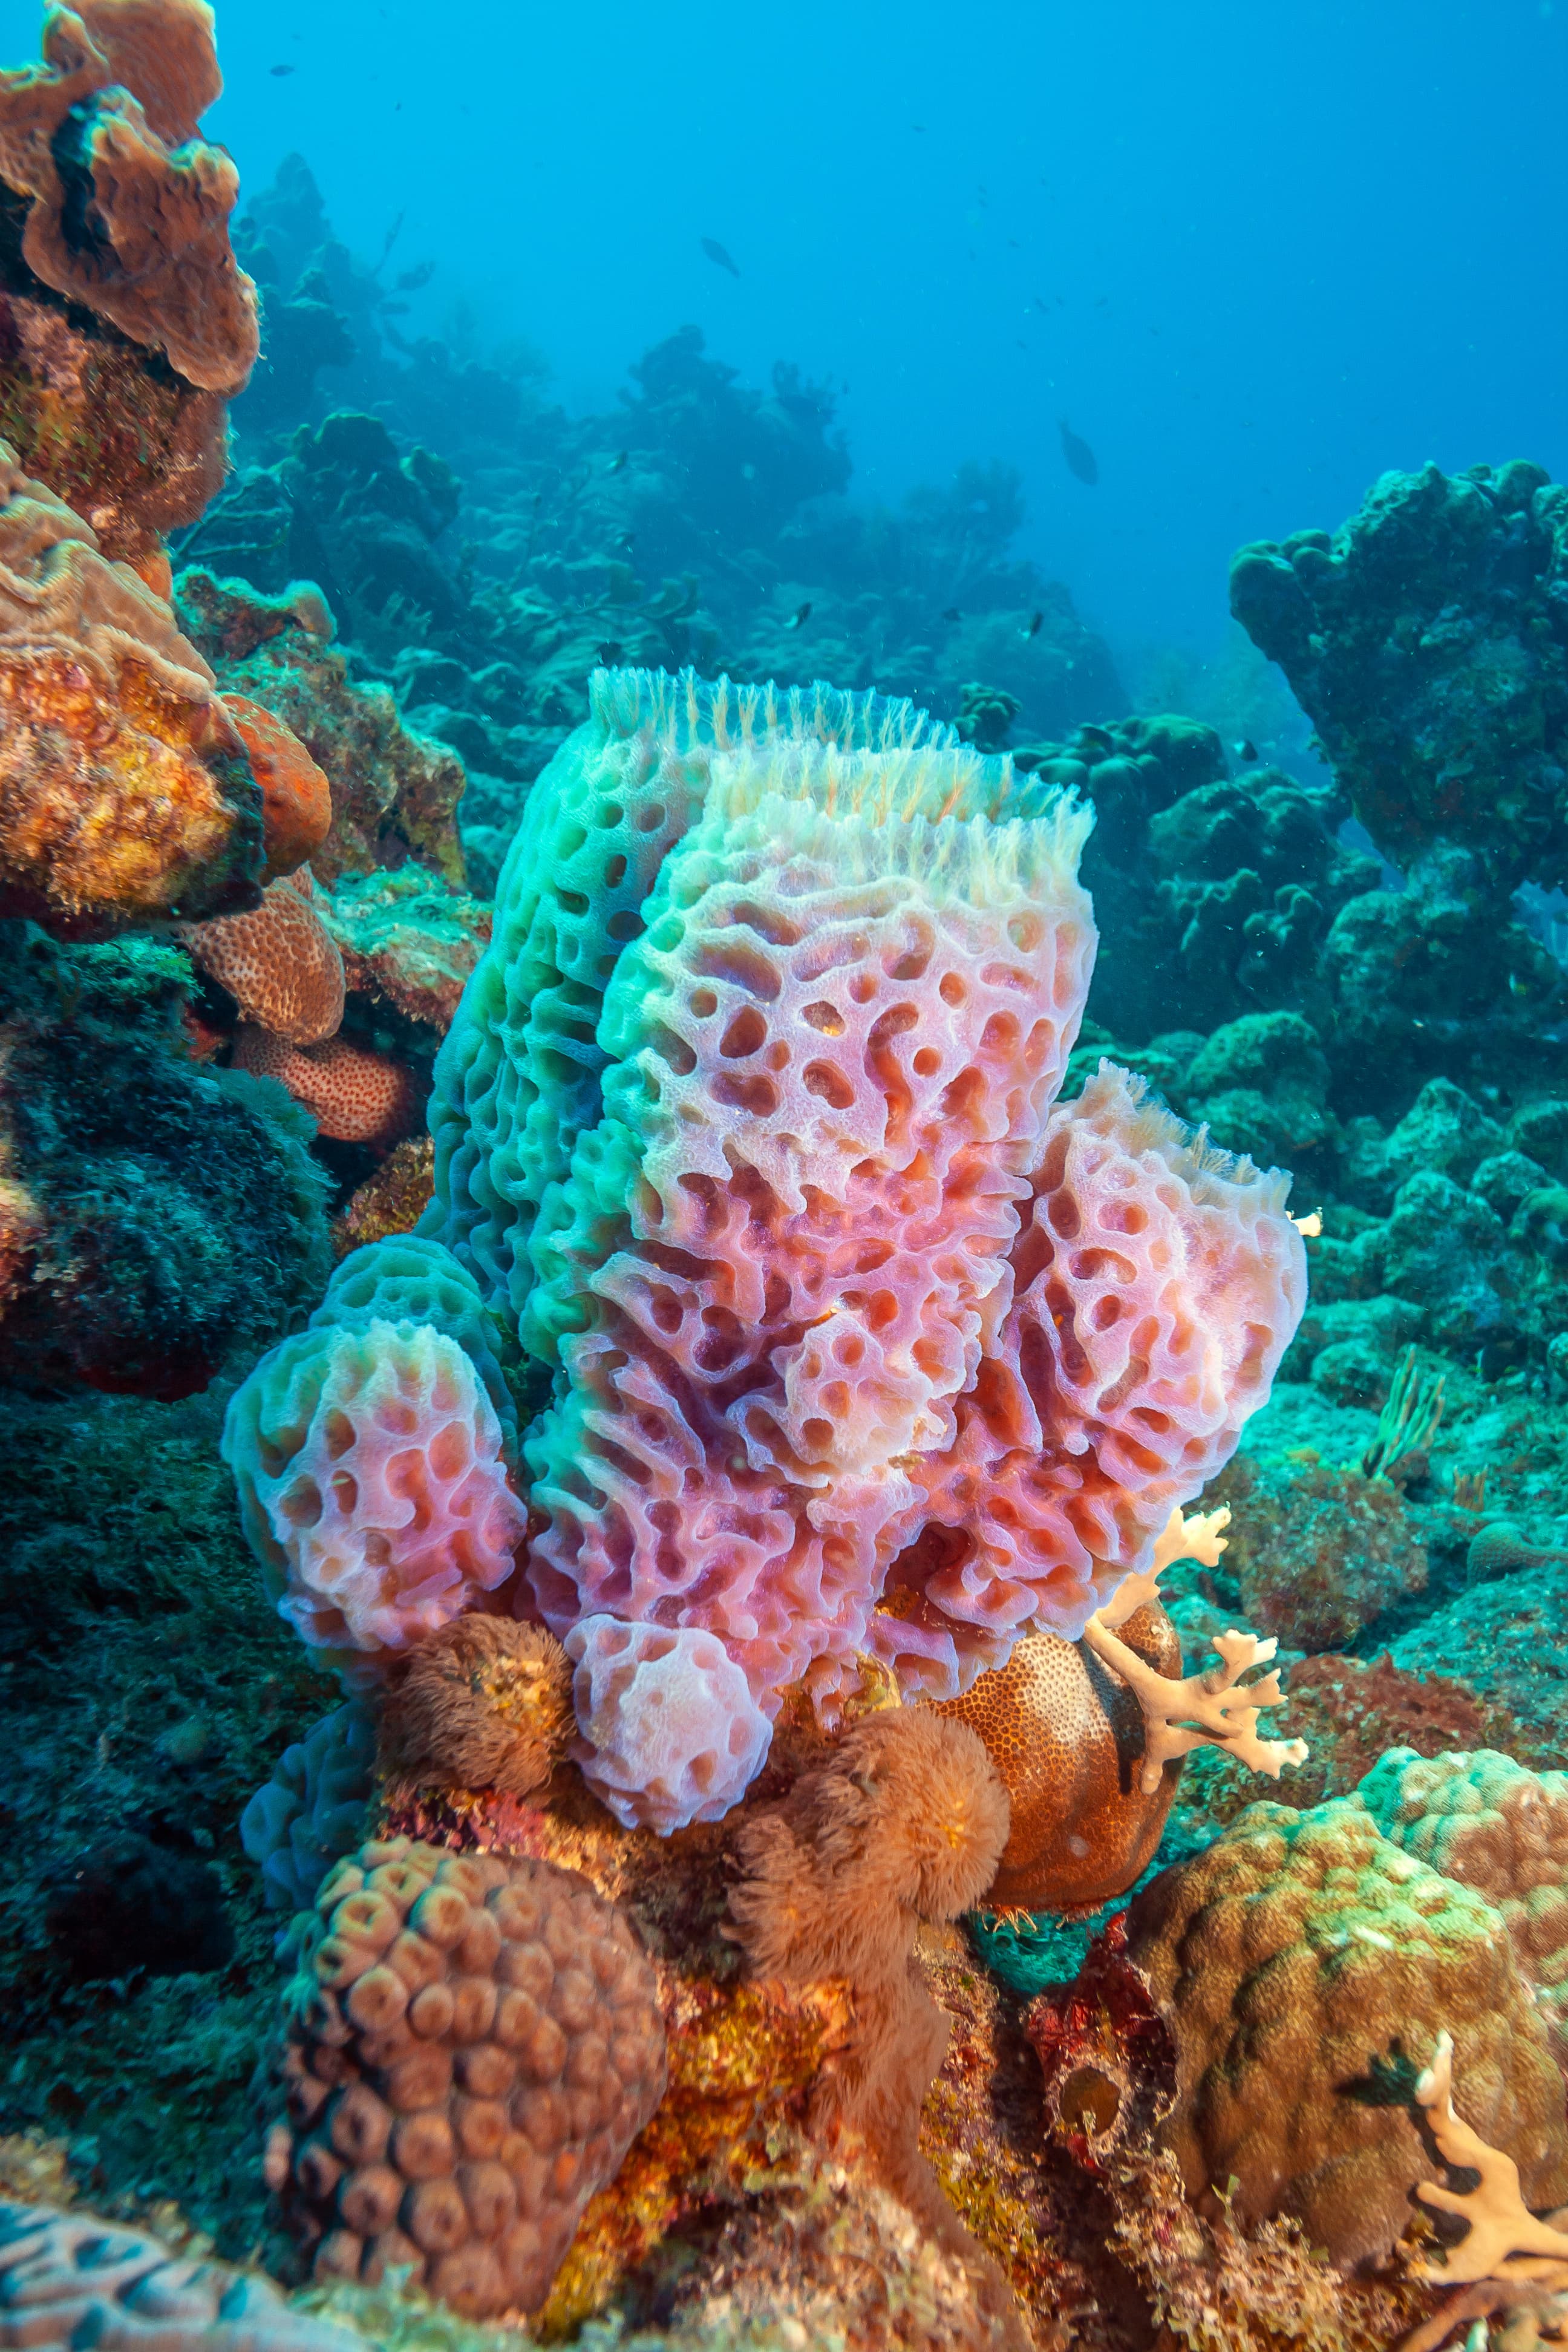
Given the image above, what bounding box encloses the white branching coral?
[1083,1501,1308,1797]
[1414,2031,1568,2287]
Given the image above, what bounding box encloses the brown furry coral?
[381,1619,573,1798]
[728,1709,1023,2344]
[0,0,259,393]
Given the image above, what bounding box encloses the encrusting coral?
[183,871,346,1044]
[264,662,1305,1834]
[231,1027,417,1146]
[267,1836,667,2318]
[379,1618,573,1800]
[727,1707,1025,2342]
[0,0,259,394]
[0,438,266,933]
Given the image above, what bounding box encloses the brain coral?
[183,872,345,1044]
[1123,1797,1568,2269]
[242,1698,378,1913]
[268,1835,667,2317]
[0,2198,362,2352]
[221,1316,526,1682]
[0,0,260,393]
[1356,1747,1568,2077]
[250,665,1305,1834]
[0,440,264,933]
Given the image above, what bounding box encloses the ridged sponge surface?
[223,1316,526,1676]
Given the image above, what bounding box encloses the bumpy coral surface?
[0,441,264,933]
[0,0,259,393]
[315,867,492,1031]
[222,1317,526,1680]
[1357,1747,1568,2076]
[0,2198,361,2352]
[232,1028,416,1146]
[1124,1796,1568,2269]
[183,872,345,1043]
[935,1601,1187,1913]
[269,1837,667,2317]
[242,1697,378,1914]
[1213,1451,1428,1651]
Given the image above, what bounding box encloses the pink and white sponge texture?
[228,667,1308,1834]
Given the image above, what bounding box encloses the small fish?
[701,237,740,278]
[606,450,629,472]
[1021,610,1044,639]
[1059,420,1099,486]
[1234,738,1258,762]
[270,62,295,75]
[783,601,812,630]
[597,641,624,667]
[940,606,961,622]
[394,259,435,294]
[614,531,636,552]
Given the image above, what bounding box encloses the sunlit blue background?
[4,0,1563,670]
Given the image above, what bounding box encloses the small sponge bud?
[566,1616,774,1835]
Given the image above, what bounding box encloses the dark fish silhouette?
[1021,610,1044,639]
[701,238,740,278]
[1059,420,1099,485]
[614,531,636,552]
[783,601,812,630]
[607,450,629,472]
[270,62,295,75]
[394,260,435,293]
[941,606,962,622]
[598,641,624,667]
[1235,739,1258,763]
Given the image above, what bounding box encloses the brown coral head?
[728,1708,1010,1993]
[274,1836,667,2319]
[1024,1914,1176,2173]
[381,1616,573,1800]
[218,692,332,881]
[0,0,259,393]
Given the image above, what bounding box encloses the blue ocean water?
[2,0,1559,668]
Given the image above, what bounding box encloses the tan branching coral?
[380,1619,573,1799]
[0,440,263,930]
[268,1836,667,2319]
[727,1708,1025,2345]
[1413,2032,1568,2288]
[183,872,345,1045]
[0,0,259,393]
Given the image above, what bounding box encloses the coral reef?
[267,1837,667,2316]
[0,442,265,934]
[231,1029,417,1146]
[183,875,345,1045]
[1212,1451,1428,1651]
[1123,1796,1568,2268]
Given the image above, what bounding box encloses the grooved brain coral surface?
[222,1317,526,1679]
[393,668,1306,1830]
[1356,1746,1568,2076]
